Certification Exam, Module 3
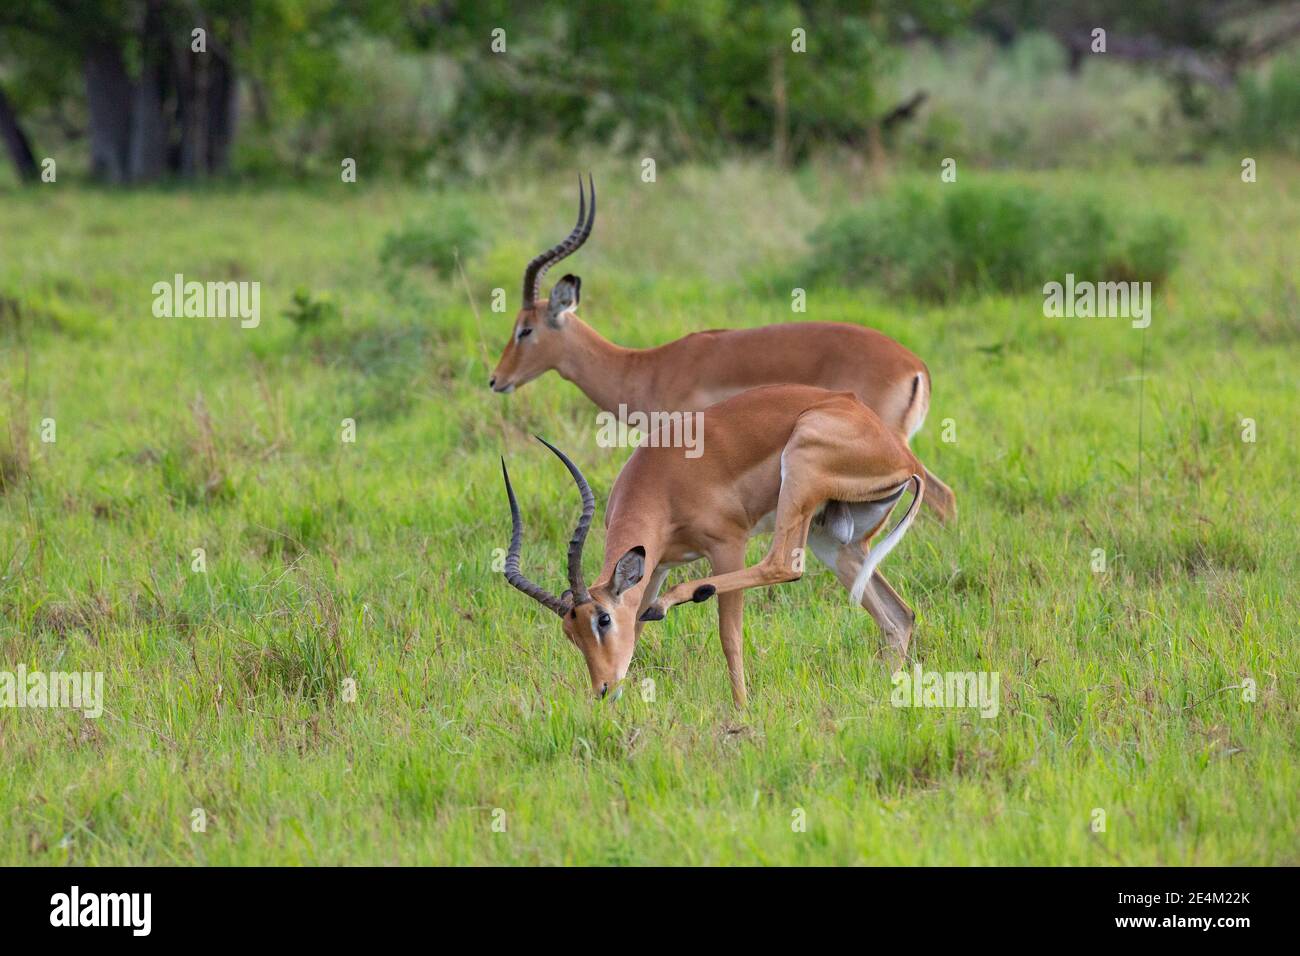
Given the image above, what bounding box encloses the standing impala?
[501,384,924,706]
[490,176,956,521]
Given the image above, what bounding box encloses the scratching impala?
[490,176,956,521]
[500,384,925,706]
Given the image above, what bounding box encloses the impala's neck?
[591,486,673,608]
[554,319,646,415]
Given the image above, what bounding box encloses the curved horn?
[534,436,595,606]
[520,173,596,307]
[500,457,569,616]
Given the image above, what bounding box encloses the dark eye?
[597,613,611,629]
[517,326,533,339]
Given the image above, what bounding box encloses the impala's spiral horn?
[499,436,596,614]
[520,174,595,307]
[534,436,595,606]
[500,457,570,616]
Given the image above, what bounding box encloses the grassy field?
[0,159,1296,865]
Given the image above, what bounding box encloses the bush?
[1237,50,1300,153]
[282,287,341,331]
[378,203,481,278]
[800,181,1184,300]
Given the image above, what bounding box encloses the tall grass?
[0,159,1295,864]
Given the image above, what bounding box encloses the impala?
[490,176,956,521]
[500,384,925,706]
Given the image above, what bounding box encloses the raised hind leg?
[643,404,920,619]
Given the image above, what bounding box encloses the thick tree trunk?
[0,84,39,182]
[177,31,237,177]
[84,12,240,185]
[84,40,133,184]
[206,47,237,174]
[129,0,169,182]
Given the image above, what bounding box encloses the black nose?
[599,682,609,699]
[489,376,496,388]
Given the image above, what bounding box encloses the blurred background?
[2,0,1299,186]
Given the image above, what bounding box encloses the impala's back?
[603,384,913,562]
[642,322,930,436]
[493,177,954,522]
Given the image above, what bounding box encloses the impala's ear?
[610,546,645,599]
[546,274,581,328]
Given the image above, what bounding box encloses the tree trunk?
[129,0,170,182]
[0,84,39,182]
[84,40,133,184]
[177,29,238,178]
[205,46,237,174]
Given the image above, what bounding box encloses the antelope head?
[499,437,646,700]
[489,175,595,394]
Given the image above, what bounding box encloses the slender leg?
[634,564,671,640]
[920,466,956,523]
[856,569,914,662]
[645,482,819,615]
[707,541,749,708]
[809,527,915,662]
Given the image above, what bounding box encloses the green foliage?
[282,287,341,331]
[379,203,481,277]
[800,181,1185,299]
[1238,50,1300,153]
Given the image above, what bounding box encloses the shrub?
[1237,50,1300,153]
[282,287,341,330]
[378,203,481,278]
[800,181,1184,300]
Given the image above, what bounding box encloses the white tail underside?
[850,475,923,605]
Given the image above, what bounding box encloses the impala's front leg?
[707,542,749,708]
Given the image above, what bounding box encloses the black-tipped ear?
[610,545,645,598]
[546,274,581,327]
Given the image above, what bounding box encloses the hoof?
[639,605,666,622]
[692,585,716,603]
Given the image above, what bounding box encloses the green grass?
[0,159,1296,864]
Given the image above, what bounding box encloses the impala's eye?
[517,326,533,340]
[597,613,611,629]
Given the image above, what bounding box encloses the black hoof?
[692,585,717,603]
[639,606,666,622]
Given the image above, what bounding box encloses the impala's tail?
[903,371,929,440]
[901,370,958,523]
[850,474,923,606]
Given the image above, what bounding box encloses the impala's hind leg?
[643,405,919,619]
[644,479,820,616]
[809,507,918,662]
[921,466,956,523]
[897,372,956,524]
[633,564,671,641]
